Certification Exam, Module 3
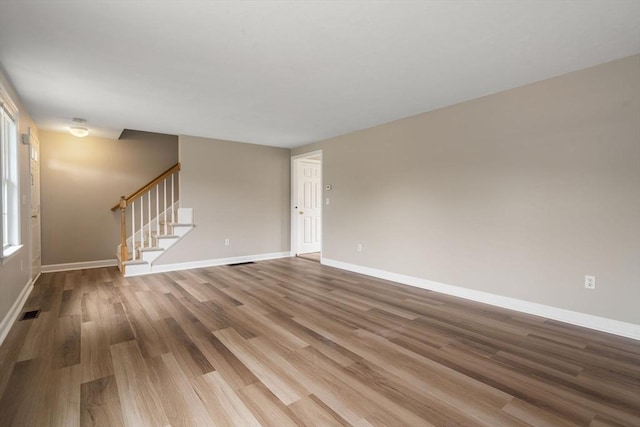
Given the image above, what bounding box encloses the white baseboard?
[0,278,33,346]
[137,252,291,276]
[321,258,640,340]
[41,259,118,273]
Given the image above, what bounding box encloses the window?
[1,84,20,255]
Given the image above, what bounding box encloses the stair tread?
[123,259,148,266]
[139,246,164,252]
[149,224,192,233]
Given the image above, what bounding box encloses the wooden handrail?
[111,163,180,211]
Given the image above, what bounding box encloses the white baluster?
[171,173,175,224]
[140,196,144,249]
[147,190,151,247]
[163,179,167,235]
[156,185,159,243]
[131,201,136,260]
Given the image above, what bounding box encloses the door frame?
[22,127,41,283]
[290,150,323,257]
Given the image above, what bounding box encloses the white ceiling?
[0,1,638,148]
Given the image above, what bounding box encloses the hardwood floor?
[0,258,638,426]
[297,253,321,263]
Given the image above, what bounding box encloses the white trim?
[132,252,291,276]
[290,149,323,257]
[1,104,21,250]
[41,259,118,273]
[0,278,33,346]
[321,258,640,340]
[291,149,323,160]
[1,244,23,265]
[301,159,321,164]
[0,82,19,120]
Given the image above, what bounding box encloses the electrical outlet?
[357,243,363,252]
[224,238,230,246]
[584,275,596,289]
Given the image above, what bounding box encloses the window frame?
[0,83,21,260]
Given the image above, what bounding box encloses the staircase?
[112,163,194,276]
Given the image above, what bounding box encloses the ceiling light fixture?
[69,118,89,137]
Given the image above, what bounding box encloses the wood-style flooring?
[297,252,321,263]
[0,258,638,426]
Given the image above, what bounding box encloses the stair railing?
[111,163,180,268]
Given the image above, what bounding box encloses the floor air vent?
[20,310,40,321]
[227,262,255,267]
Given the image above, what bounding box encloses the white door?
[296,160,321,254]
[29,134,41,280]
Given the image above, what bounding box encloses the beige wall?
[293,55,640,325]
[156,135,290,265]
[0,69,38,331]
[40,130,178,265]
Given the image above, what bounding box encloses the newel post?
[119,196,128,265]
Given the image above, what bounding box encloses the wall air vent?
[227,262,255,267]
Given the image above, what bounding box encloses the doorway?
[26,129,41,281]
[291,150,322,259]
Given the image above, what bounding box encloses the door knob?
[299,211,304,215]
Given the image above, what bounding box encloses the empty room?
[0,1,638,426]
